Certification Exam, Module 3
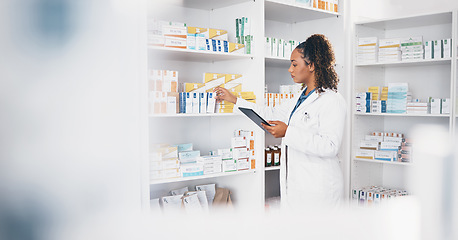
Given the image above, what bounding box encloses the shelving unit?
[149,113,241,118]
[351,11,456,195]
[265,0,339,23]
[149,46,254,62]
[354,112,449,117]
[143,0,348,212]
[263,0,346,203]
[354,158,411,166]
[151,169,256,185]
[355,58,451,67]
[145,0,265,212]
[265,166,281,171]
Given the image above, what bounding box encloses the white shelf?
[265,0,339,23]
[148,46,254,63]
[177,0,251,10]
[354,112,450,117]
[265,56,290,68]
[354,158,411,166]
[150,113,241,118]
[355,11,452,30]
[150,169,256,184]
[265,166,281,171]
[355,58,451,67]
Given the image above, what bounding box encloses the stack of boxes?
[355,92,371,113]
[179,147,203,177]
[378,38,401,62]
[149,69,179,115]
[180,73,255,114]
[406,99,428,114]
[187,27,208,51]
[236,17,253,54]
[356,37,378,64]
[358,86,387,113]
[355,132,409,162]
[265,84,303,107]
[179,92,216,114]
[295,0,339,13]
[429,97,451,115]
[150,130,255,181]
[359,35,451,62]
[398,139,412,163]
[148,20,187,49]
[356,86,450,115]
[148,19,247,54]
[426,39,452,59]
[367,86,382,113]
[234,130,256,170]
[387,83,408,114]
[401,37,424,61]
[352,186,408,206]
[150,145,180,180]
[197,156,223,175]
[265,37,301,58]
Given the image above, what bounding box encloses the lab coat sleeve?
[283,94,346,158]
[234,98,291,123]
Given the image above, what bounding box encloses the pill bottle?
[273,146,280,166]
[265,147,272,167]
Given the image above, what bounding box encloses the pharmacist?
[214,34,346,209]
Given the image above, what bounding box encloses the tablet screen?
[238,107,271,132]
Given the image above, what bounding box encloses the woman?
[214,34,346,209]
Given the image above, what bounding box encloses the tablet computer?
[238,107,271,132]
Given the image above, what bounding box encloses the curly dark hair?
[296,34,339,93]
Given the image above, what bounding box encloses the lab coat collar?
[296,89,319,109]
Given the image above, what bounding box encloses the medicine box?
[187,26,207,35]
[443,39,452,58]
[383,136,404,144]
[425,41,433,59]
[232,148,250,160]
[173,143,193,152]
[360,140,379,150]
[430,97,442,114]
[364,135,383,142]
[199,92,207,114]
[355,149,375,159]
[162,168,181,179]
[206,92,216,113]
[441,98,450,114]
[433,40,442,59]
[231,137,247,149]
[187,33,196,50]
[380,142,401,151]
[161,159,180,170]
[237,158,250,171]
[192,92,200,113]
[195,34,206,51]
[179,150,200,162]
[164,36,187,49]
[181,163,204,177]
[375,150,395,161]
[217,148,233,160]
[149,152,162,162]
[222,159,237,172]
[154,147,178,160]
[208,28,228,41]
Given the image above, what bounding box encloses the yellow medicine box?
[203,73,225,83]
[184,83,205,92]
[229,42,245,53]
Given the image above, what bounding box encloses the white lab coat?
[235,88,346,209]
